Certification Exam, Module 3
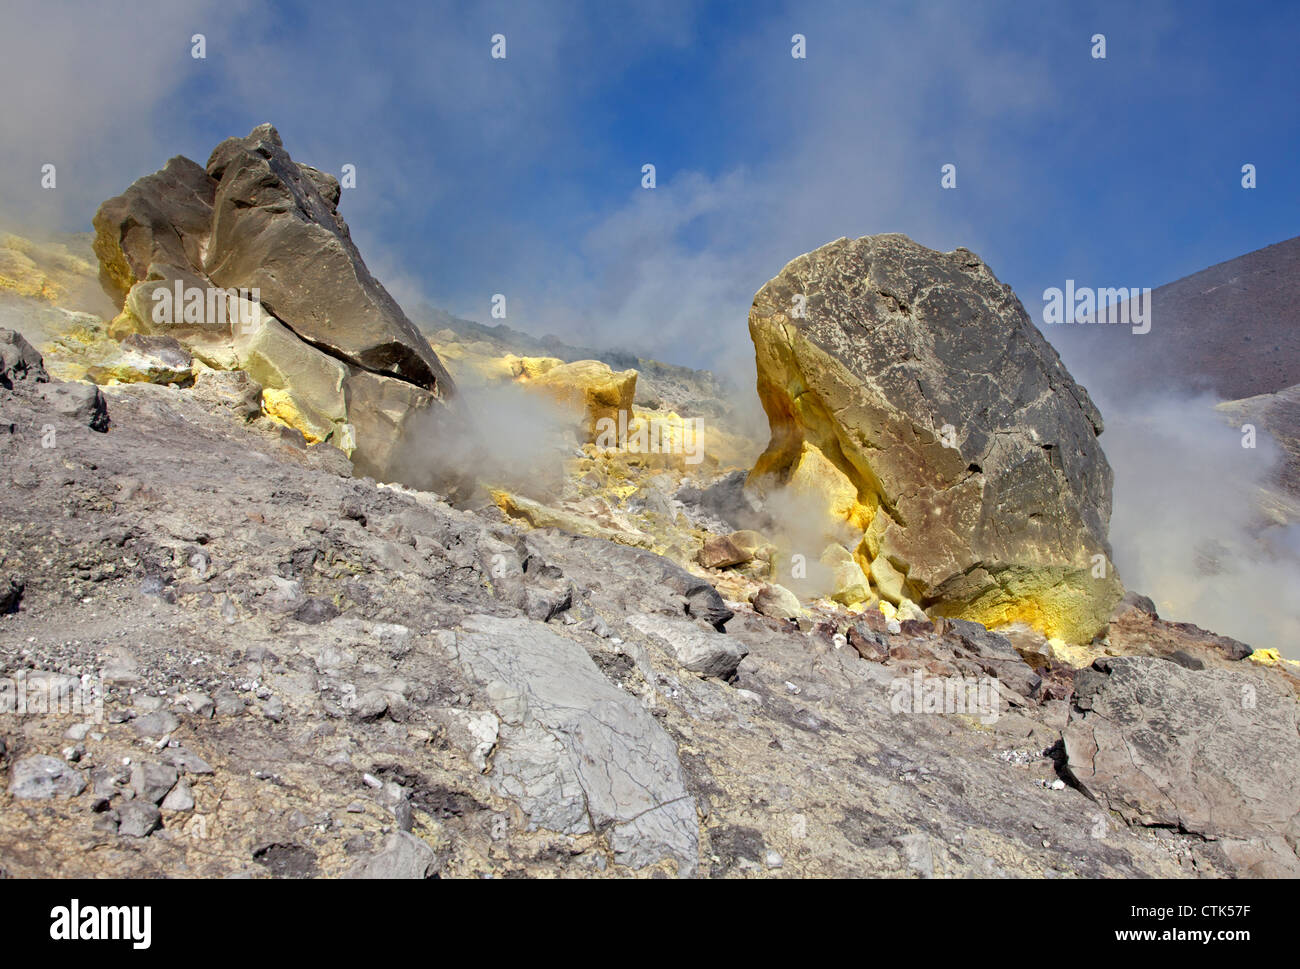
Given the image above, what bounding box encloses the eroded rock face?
[203,125,452,394]
[91,156,216,307]
[90,124,455,482]
[1063,656,1300,875]
[747,234,1121,642]
[450,615,699,875]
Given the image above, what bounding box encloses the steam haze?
[3,1,1298,653]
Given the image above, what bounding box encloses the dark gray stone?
[0,574,22,614]
[133,710,180,738]
[203,125,454,396]
[91,155,216,306]
[627,613,749,679]
[0,329,47,387]
[130,761,179,804]
[117,801,162,838]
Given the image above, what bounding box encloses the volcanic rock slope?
[3,328,1299,878]
[1075,234,1300,403]
[2,141,1299,877]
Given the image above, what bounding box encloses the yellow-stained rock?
[747,236,1124,643]
[0,247,57,301]
[526,359,637,442]
[730,530,774,561]
[261,388,331,444]
[85,335,193,387]
[234,312,349,445]
[869,553,908,605]
[1247,648,1300,669]
[926,564,1119,645]
[780,441,873,532]
[491,490,653,549]
[821,543,871,606]
[505,354,564,380]
[751,583,803,620]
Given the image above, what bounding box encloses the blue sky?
[3,0,1297,381]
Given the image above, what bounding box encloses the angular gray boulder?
[0,328,48,387]
[90,124,455,482]
[449,614,699,875]
[203,125,452,393]
[748,234,1121,642]
[626,613,748,679]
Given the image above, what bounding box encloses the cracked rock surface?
[2,333,1296,878]
[1064,655,1300,875]
[747,234,1123,642]
[452,614,698,874]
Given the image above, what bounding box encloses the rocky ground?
[2,130,1297,880]
[3,331,1298,878]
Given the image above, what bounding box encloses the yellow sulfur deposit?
[505,354,564,380]
[927,566,1116,645]
[0,234,99,305]
[527,359,637,442]
[1247,648,1300,669]
[261,388,329,444]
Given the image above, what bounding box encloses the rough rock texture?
[2,330,1296,879]
[8,755,87,800]
[751,583,802,621]
[1064,656,1300,875]
[1,327,108,432]
[626,613,749,679]
[91,156,216,308]
[345,831,439,879]
[1,328,48,387]
[451,615,699,874]
[86,333,193,387]
[89,125,455,482]
[203,125,452,393]
[747,234,1122,642]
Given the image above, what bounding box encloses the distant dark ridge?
[1084,235,1300,401]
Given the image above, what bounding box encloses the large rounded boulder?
[747,234,1122,642]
